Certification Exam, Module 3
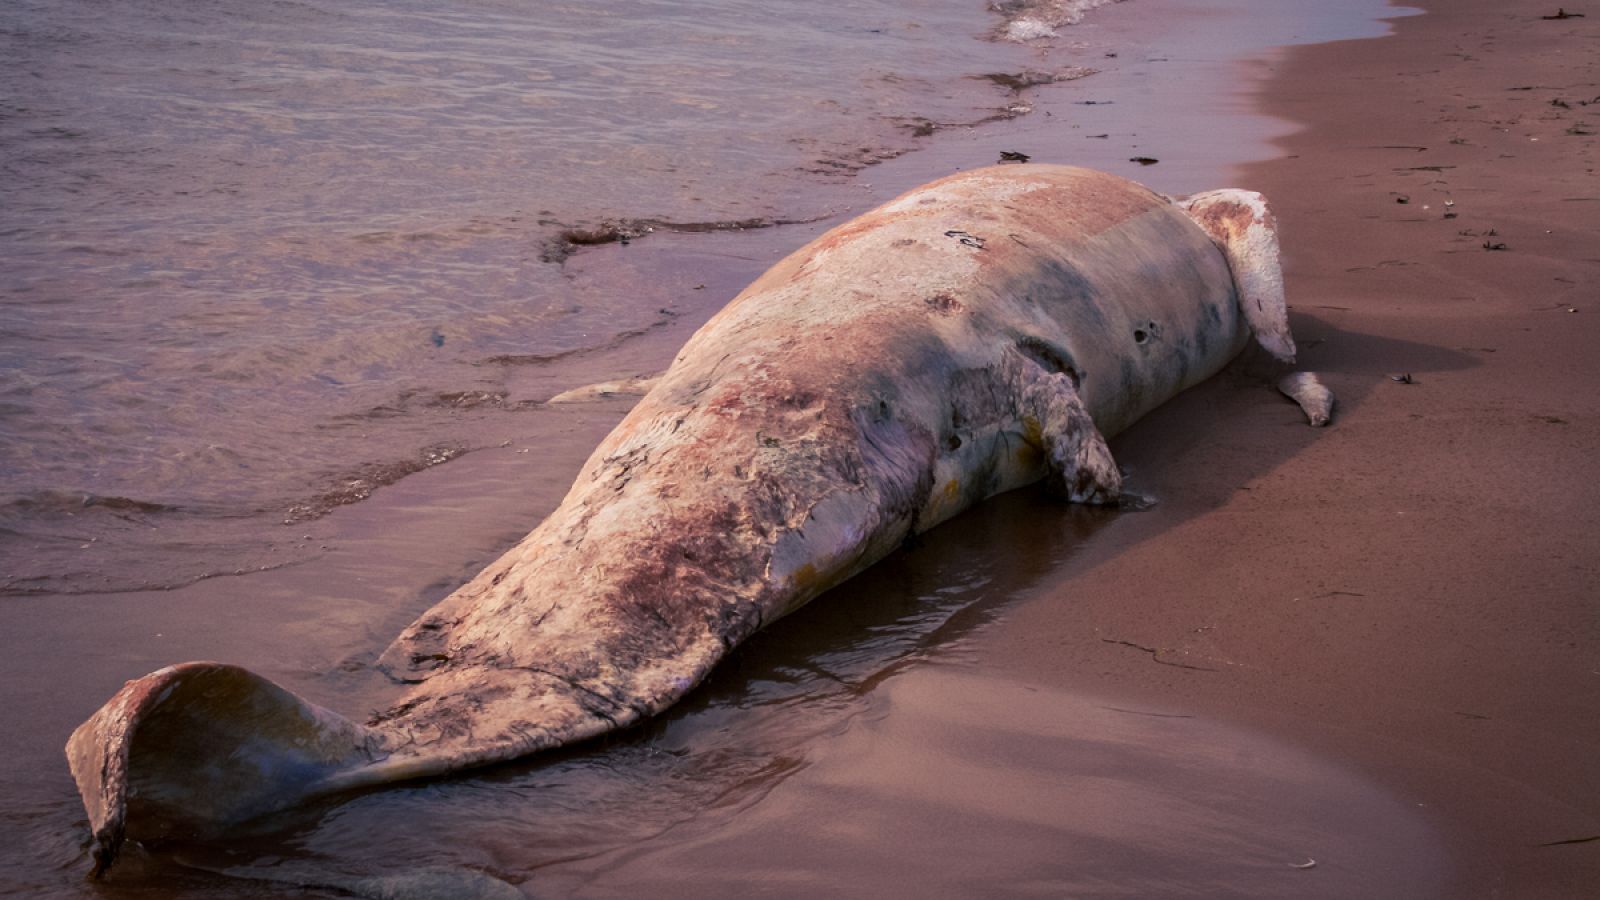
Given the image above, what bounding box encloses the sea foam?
[993,0,1125,41]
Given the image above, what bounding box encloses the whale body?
[68,165,1314,874]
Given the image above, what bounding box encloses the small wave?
[799,145,914,179]
[334,389,517,424]
[0,555,315,598]
[485,336,648,368]
[426,390,509,410]
[0,490,179,517]
[283,445,467,524]
[481,309,681,369]
[0,509,325,597]
[988,0,1126,42]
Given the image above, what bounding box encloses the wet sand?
[983,1,1600,896]
[6,0,1596,897]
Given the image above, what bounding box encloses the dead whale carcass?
[68,165,1324,874]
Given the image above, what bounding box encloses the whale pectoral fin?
[1279,371,1335,426]
[1019,372,1122,506]
[1178,189,1296,364]
[66,662,382,876]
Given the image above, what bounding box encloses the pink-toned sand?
[984,1,1600,896]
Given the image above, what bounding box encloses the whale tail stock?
[66,662,384,877]
[1177,189,1297,365]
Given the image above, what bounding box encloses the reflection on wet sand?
[135,492,1443,899]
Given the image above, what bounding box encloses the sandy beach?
[984,1,1600,896]
[3,0,1595,896]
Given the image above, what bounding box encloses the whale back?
[670,165,1250,440]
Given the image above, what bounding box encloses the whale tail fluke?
[1177,189,1296,364]
[66,662,383,877]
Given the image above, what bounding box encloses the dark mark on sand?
[1101,706,1195,719]
[1101,638,1219,672]
[1538,835,1600,847]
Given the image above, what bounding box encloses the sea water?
[0,0,1074,594]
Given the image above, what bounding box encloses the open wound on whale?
[67,166,1330,877]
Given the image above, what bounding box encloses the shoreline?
[1,1,1562,895]
[984,1,1600,896]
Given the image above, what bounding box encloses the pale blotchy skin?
[67,165,1306,874]
[1279,372,1334,426]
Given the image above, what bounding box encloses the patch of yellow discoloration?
[1020,415,1044,448]
[942,478,962,502]
[789,562,820,592]
[1014,441,1043,470]
[1010,421,1046,472]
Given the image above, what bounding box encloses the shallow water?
[0,0,1042,595]
[10,494,1448,898]
[0,0,1439,896]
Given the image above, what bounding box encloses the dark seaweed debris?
[541,215,826,263]
[975,67,1096,94]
